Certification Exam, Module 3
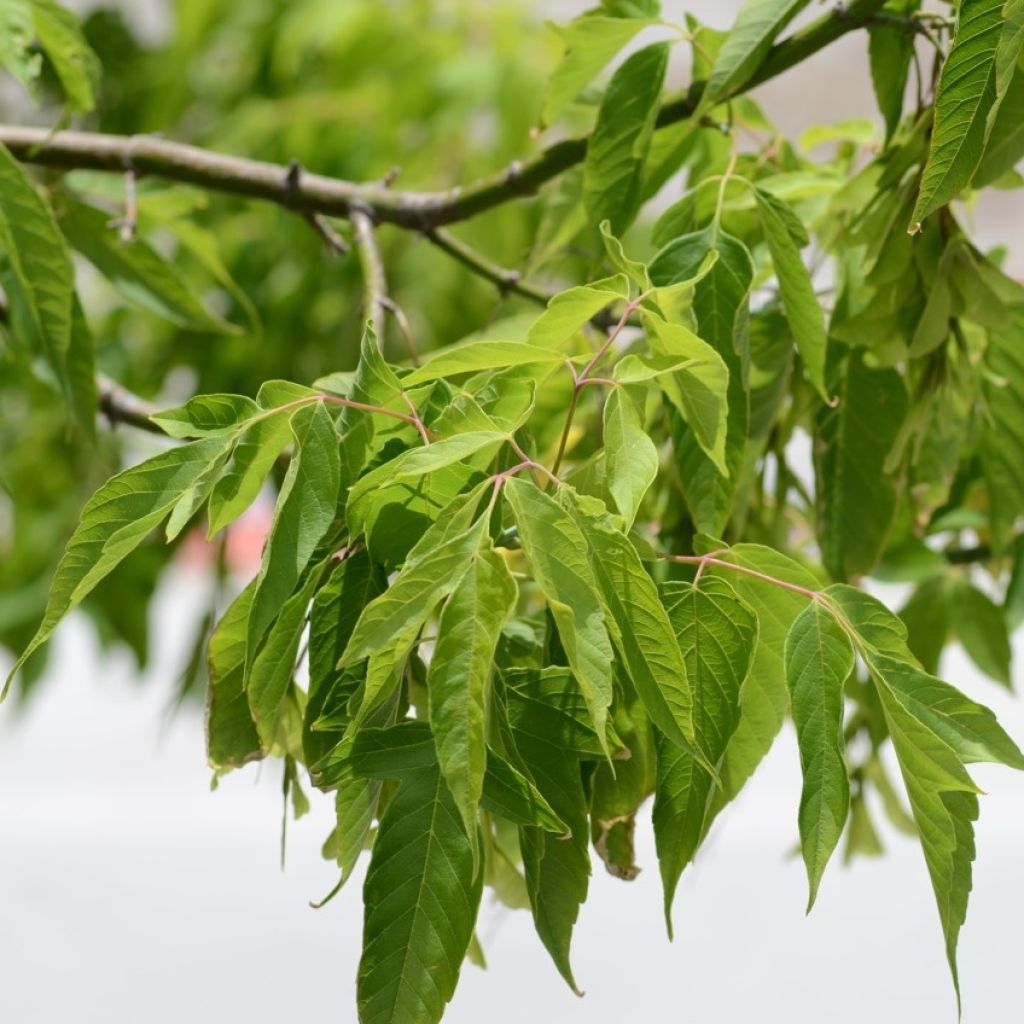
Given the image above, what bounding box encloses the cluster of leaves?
[3,0,1024,1021]
[0,0,554,692]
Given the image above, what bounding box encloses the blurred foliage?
[2,0,567,694]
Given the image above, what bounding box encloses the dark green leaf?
[815,347,908,581]
[653,575,755,930]
[784,599,855,908]
[582,42,668,233]
[357,765,482,1024]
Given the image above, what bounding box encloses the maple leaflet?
[2,0,1024,1020]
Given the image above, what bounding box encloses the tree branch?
[424,228,552,306]
[0,0,886,229]
[96,373,163,433]
[350,208,387,340]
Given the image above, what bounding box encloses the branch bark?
[0,0,886,230]
[351,209,387,340]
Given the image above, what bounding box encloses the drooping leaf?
[507,709,591,994]
[246,402,341,667]
[504,478,615,751]
[980,318,1024,550]
[429,532,518,851]
[910,0,1012,229]
[644,313,730,473]
[0,0,39,86]
[699,0,810,111]
[57,195,237,333]
[582,42,669,234]
[0,142,84,424]
[304,552,385,769]
[867,0,920,139]
[566,494,704,758]
[754,187,828,398]
[5,436,230,695]
[341,515,488,669]
[603,382,658,526]
[659,229,753,535]
[248,563,327,748]
[590,689,654,880]
[784,599,855,908]
[206,580,261,770]
[653,575,756,931]
[543,13,655,125]
[703,545,821,828]
[31,0,102,113]
[950,580,1012,689]
[357,765,482,1024]
[827,583,1024,997]
[815,347,908,581]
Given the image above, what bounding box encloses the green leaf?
[482,750,568,833]
[827,583,1024,998]
[0,0,39,86]
[868,1,920,139]
[0,142,84,424]
[754,187,828,399]
[525,274,629,350]
[815,347,908,581]
[603,382,658,526]
[31,0,101,113]
[582,42,668,234]
[246,402,341,668]
[644,313,730,473]
[653,575,756,931]
[543,14,655,125]
[502,666,608,758]
[899,577,951,675]
[357,765,482,1024]
[504,478,615,752]
[910,0,1009,229]
[304,552,385,769]
[150,394,259,438]
[700,0,810,111]
[402,341,562,386]
[346,721,565,834]
[341,514,488,668]
[206,580,262,770]
[248,563,327,748]
[784,599,855,909]
[981,318,1024,550]
[4,437,229,696]
[590,692,653,880]
[389,431,508,480]
[57,196,237,333]
[660,229,754,535]
[207,408,295,537]
[703,545,821,829]
[327,773,382,896]
[566,495,705,759]
[429,533,518,852]
[950,580,1012,689]
[974,55,1024,186]
[510,720,590,993]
